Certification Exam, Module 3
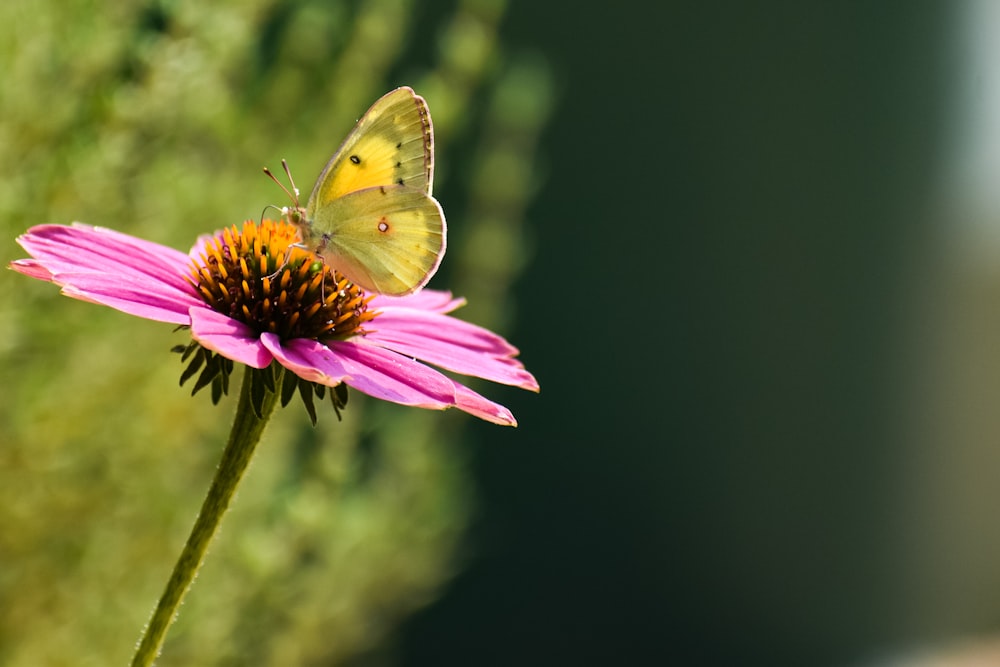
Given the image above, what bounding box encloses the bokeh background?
[5,0,1000,665]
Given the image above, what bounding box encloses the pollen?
[187,219,375,340]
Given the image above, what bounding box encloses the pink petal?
[189,307,273,368]
[323,339,457,408]
[9,259,54,281]
[266,337,522,424]
[452,383,517,426]
[13,224,201,323]
[364,309,539,390]
[370,289,465,314]
[369,308,519,356]
[17,224,193,288]
[187,233,218,259]
[48,273,198,324]
[260,336,352,386]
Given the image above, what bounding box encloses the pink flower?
[11,221,538,426]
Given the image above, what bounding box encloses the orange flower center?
[187,219,375,340]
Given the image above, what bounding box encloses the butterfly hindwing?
[309,185,446,296]
[306,87,433,213]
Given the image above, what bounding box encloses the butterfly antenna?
[259,169,301,278]
[281,159,301,201]
[263,163,300,207]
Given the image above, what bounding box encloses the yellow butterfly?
[277,87,446,296]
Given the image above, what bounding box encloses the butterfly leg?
[263,241,310,282]
[264,236,338,303]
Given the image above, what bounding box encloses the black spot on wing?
[350,155,361,164]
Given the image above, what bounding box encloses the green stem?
[130,366,282,667]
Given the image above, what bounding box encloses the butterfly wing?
[309,185,446,296]
[305,87,434,215]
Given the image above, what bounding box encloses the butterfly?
[272,87,446,296]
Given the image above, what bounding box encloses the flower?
[10,221,538,426]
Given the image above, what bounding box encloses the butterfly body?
[285,87,445,296]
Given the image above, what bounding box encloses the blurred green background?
[5,0,1000,665]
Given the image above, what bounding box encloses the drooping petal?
[189,307,273,368]
[452,382,518,426]
[323,339,458,409]
[364,309,539,390]
[260,336,352,386]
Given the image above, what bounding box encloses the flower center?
[188,219,375,340]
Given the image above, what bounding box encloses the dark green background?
[398,2,955,665]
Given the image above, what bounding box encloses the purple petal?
[369,308,519,356]
[370,289,465,314]
[187,233,218,259]
[49,272,198,324]
[322,339,457,408]
[452,383,518,426]
[9,259,54,281]
[266,337,521,425]
[260,336,352,385]
[189,307,273,368]
[13,224,201,323]
[364,309,539,390]
[17,224,193,288]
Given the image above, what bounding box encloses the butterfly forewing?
[306,87,434,213]
[310,185,446,296]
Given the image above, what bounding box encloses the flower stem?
[130,366,282,667]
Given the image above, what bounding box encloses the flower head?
[11,221,538,425]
